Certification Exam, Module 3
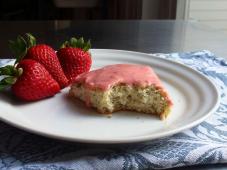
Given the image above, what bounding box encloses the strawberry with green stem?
[0,33,62,101]
[0,59,60,101]
[57,37,92,83]
[9,33,69,88]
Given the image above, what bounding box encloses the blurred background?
[1,0,226,33]
[0,0,176,20]
[1,0,227,58]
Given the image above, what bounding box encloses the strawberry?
[0,59,60,101]
[9,33,69,88]
[57,37,92,83]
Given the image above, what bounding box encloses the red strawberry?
[0,59,60,101]
[9,33,69,88]
[57,37,92,83]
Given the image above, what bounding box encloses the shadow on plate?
[0,89,58,106]
[62,92,106,117]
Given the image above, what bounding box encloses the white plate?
[0,49,220,144]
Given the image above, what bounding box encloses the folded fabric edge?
[150,50,227,66]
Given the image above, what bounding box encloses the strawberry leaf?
[26,33,36,48]
[8,35,27,65]
[60,37,91,51]
[4,76,17,84]
[77,37,84,48]
[61,41,69,48]
[0,76,17,91]
[0,84,9,91]
[8,33,37,65]
[0,65,22,91]
[0,65,22,77]
[83,40,91,51]
[0,65,15,76]
[69,38,77,47]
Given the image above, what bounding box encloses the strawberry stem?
[60,37,91,51]
[0,65,23,90]
[1,33,35,91]
[26,33,36,48]
[0,65,17,76]
[8,36,27,65]
[8,33,36,65]
[0,76,17,90]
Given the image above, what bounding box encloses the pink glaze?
[75,64,162,90]
[75,64,173,105]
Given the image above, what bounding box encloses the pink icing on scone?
[74,64,173,106]
[75,64,161,89]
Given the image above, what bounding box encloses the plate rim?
[0,49,220,144]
